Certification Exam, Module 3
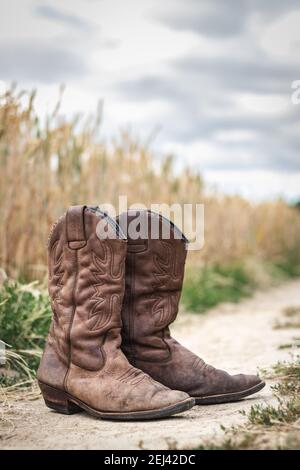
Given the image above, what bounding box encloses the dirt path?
[1,279,300,450]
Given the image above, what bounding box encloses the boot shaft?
[47,205,127,371]
[118,210,188,362]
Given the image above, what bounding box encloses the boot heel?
[38,381,81,415]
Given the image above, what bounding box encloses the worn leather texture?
[118,210,262,398]
[38,206,189,412]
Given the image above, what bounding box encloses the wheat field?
[0,87,300,281]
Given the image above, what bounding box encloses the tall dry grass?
[0,87,300,280]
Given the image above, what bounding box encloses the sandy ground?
[1,279,300,450]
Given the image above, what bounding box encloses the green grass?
[273,259,300,278]
[274,320,300,329]
[271,357,300,382]
[246,358,300,428]
[278,343,294,350]
[247,399,300,426]
[282,306,300,317]
[182,262,254,313]
[273,306,300,330]
[0,280,51,385]
[196,433,258,451]
[182,260,300,314]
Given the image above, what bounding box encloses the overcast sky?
[1,0,300,201]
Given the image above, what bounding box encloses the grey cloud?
[35,4,120,49]
[173,55,299,95]
[35,4,95,32]
[0,42,88,83]
[116,52,297,111]
[117,46,300,105]
[206,121,300,171]
[116,67,300,171]
[154,1,246,38]
[153,0,300,38]
[117,76,186,103]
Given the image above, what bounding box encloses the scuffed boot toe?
[150,388,194,415]
[195,371,266,405]
[232,373,265,394]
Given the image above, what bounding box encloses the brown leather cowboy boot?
[118,210,265,405]
[37,206,194,420]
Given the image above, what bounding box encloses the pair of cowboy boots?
[37,206,265,420]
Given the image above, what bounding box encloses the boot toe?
[151,389,190,410]
[233,373,265,392]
